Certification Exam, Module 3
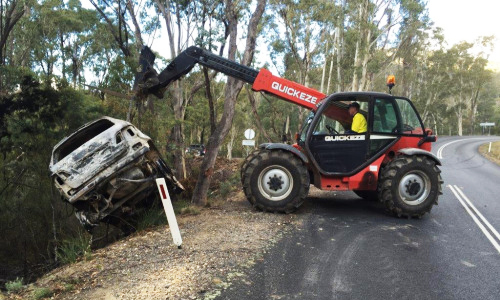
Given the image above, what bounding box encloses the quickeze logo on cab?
[271,82,318,104]
[325,135,365,141]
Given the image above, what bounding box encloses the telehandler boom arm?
[133,46,325,110]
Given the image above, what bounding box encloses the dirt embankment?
[7,160,300,300]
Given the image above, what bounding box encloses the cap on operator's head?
[348,102,360,110]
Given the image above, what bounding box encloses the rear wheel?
[378,155,442,218]
[241,150,309,213]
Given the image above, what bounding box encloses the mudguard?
[259,143,309,164]
[398,148,441,166]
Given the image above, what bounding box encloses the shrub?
[136,207,167,231]
[32,287,53,299]
[180,205,201,215]
[57,232,92,264]
[5,277,23,293]
[219,171,241,198]
[64,283,74,291]
[219,181,233,198]
[172,199,190,214]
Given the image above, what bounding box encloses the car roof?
[51,116,131,155]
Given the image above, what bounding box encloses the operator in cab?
[347,102,367,134]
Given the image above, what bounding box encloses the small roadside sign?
[244,129,256,140]
[242,139,256,146]
[155,178,182,248]
[480,122,495,126]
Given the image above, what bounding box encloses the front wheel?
[241,150,309,213]
[378,155,443,218]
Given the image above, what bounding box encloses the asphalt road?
[216,136,500,300]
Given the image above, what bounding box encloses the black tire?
[241,149,262,183]
[353,190,379,201]
[241,150,309,213]
[378,155,443,218]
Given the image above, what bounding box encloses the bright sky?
[80,0,500,71]
[427,0,500,70]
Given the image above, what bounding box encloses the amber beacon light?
[387,75,395,94]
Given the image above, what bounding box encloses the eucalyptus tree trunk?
[0,0,25,67]
[226,126,236,160]
[326,57,334,94]
[203,67,217,134]
[126,0,144,49]
[359,29,372,91]
[457,106,463,136]
[192,0,266,206]
[469,84,482,135]
[247,88,272,142]
[336,0,346,92]
[325,31,335,94]
[320,39,329,93]
[351,0,368,92]
[351,41,361,91]
[154,0,188,178]
[432,114,438,136]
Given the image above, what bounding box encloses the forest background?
[1,0,499,287]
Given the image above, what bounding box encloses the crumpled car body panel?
[49,116,184,230]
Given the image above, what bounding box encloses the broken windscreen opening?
[53,119,115,163]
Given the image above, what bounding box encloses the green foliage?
[32,287,54,300]
[5,277,24,293]
[219,172,241,198]
[0,74,107,285]
[180,205,201,215]
[136,207,168,231]
[57,233,92,264]
[172,199,191,214]
[64,283,75,292]
[219,181,233,198]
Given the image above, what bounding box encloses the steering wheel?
[326,124,339,135]
[392,124,414,133]
[402,124,414,131]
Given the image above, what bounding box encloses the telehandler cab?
[134,46,442,218]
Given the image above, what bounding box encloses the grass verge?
[479,141,500,166]
[32,287,53,299]
[57,232,92,264]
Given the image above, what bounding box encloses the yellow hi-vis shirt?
[352,112,367,133]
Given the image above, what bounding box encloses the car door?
[368,96,400,157]
[306,95,370,175]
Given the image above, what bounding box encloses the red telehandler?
[134,46,442,218]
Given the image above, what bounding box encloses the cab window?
[312,100,368,135]
[373,98,398,133]
[299,112,314,142]
[395,98,424,135]
[313,113,344,135]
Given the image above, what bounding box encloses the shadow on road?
[301,189,389,219]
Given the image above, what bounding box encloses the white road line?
[455,186,500,242]
[448,185,500,254]
[437,139,466,159]
[436,137,499,159]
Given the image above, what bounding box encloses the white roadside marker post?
[489,142,492,153]
[155,178,183,249]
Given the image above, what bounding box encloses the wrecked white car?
[49,116,184,231]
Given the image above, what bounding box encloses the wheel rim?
[398,170,431,205]
[257,165,293,201]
